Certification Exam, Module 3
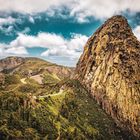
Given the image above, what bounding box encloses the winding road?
[20,78,27,84]
[38,89,64,99]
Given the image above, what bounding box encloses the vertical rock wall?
[75,15,140,137]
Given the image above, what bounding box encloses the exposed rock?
[75,15,140,138]
[30,75,43,84]
[0,56,25,73]
[0,56,73,78]
[46,66,74,78]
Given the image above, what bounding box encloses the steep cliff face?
[75,15,140,137]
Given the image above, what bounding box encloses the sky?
[0,0,140,66]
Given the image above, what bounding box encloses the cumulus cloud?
[0,32,88,65]
[0,43,28,58]
[5,46,28,55]
[29,16,35,24]
[20,27,31,34]
[41,48,81,60]
[39,33,88,65]
[0,16,25,35]
[133,25,140,40]
[0,0,140,21]
[0,25,14,35]
[0,17,15,34]
[0,16,16,25]
[10,33,67,48]
[10,32,88,58]
[0,0,72,13]
[69,0,140,21]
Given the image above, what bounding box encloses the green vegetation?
[4,74,20,85]
[0,77,125,140]
[0,57,133,139]
[43,73,60,86]
[18,83,39,94]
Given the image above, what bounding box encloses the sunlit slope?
[0,79,131,140]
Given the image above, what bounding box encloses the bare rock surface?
[75,15,140,137]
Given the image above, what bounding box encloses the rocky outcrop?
[45,66,74,78]
[0,57,25,73]
[75,15,140,137]
[0,57,73,78]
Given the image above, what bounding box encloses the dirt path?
[20,76,63,99]
[4,84,20,93]
[30,75,43,84]
[38,89,64,98]
[20,78,27,84]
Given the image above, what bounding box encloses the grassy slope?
[0,57,73,82]
[13,57,73,79]
[0,57,72,95]
[0,57,134,139]
[0,77,125,140]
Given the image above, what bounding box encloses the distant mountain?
[75,15,140,138]
[0,57,73,79]
[0,57,25,72]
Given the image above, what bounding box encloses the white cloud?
[0,25,14,35]
[11,32,87,49]
[69,0,140,21]
[39,33,88,64]
[19,27,31,34]
[76,16,90,24]
[0,16,24,35]
[0,43,28,58]
[0,16,16,25]
[0,43,6,56]
[41,48,81,60]
[9,32,88,58]
[6,26,13,32]
[0,32,88,66]
[10,33,67,48]
[133,25,140,40]
[0,0,72,13]
[68,34,88,51]
[0,0,140,21]
[5,46,28,55]
[29,16,35,24]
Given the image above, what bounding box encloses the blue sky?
[0,0,140,66]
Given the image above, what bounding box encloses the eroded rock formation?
[75,15,140,137]
[0,56,25,72]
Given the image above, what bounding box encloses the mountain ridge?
[0,56,73,79]
[75,15,140,138]
[0,56,74,72]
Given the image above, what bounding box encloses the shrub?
[5,74,20,85]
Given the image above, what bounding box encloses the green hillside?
[0,77,130,140]
[0,57,136,140]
